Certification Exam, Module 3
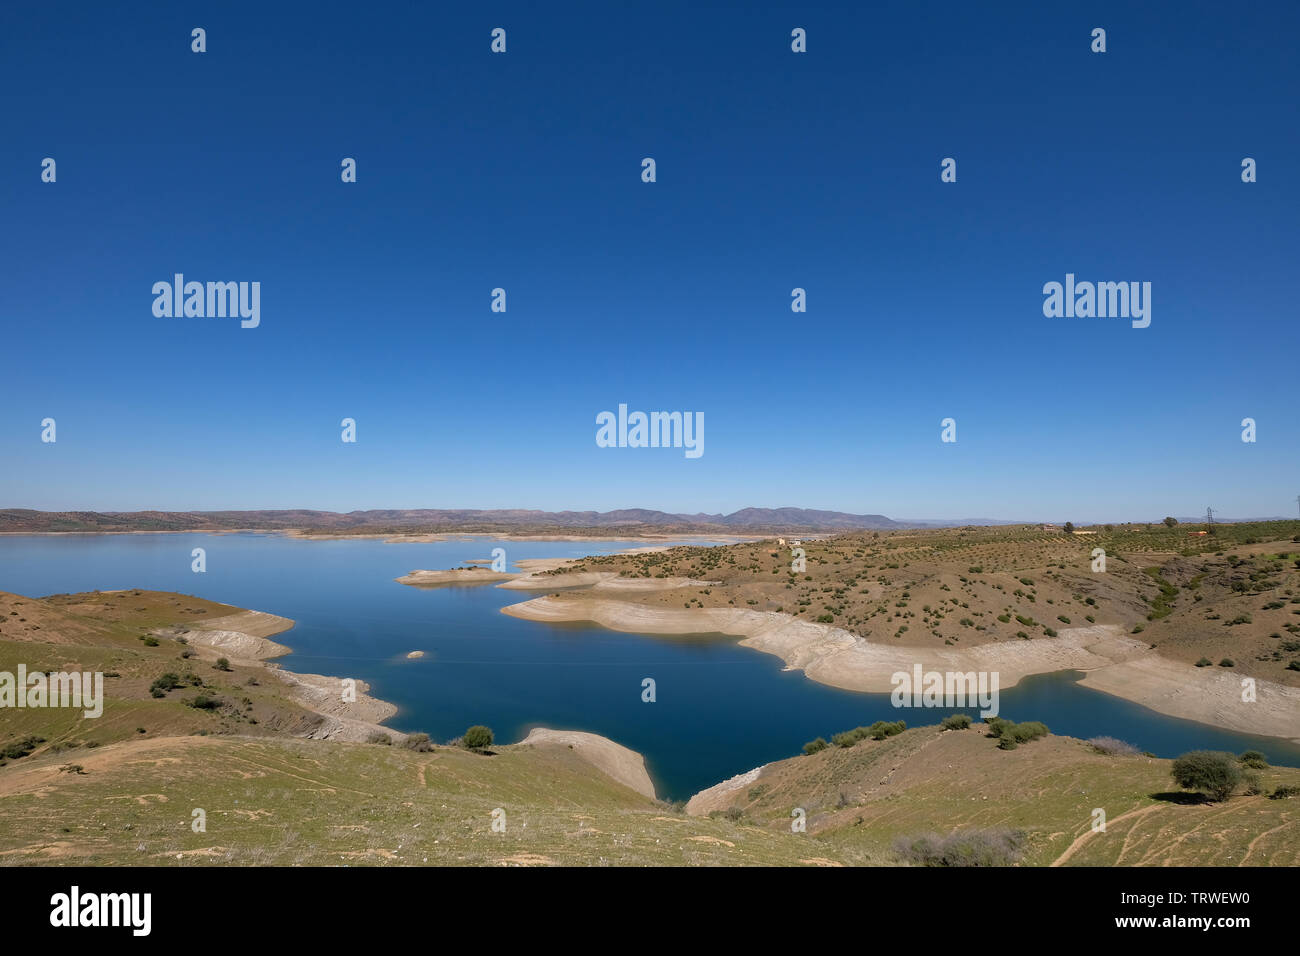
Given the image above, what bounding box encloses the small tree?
[1063,522,1075,533]
[462,725,494,750]
[1171,750,1242,802]
[1163,516,1178,527]
[214,657,231,672]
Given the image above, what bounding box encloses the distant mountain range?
[0,507,906,535]
[0,509,1288,536]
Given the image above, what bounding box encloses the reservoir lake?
[2,532,1296,799]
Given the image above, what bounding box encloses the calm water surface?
[2,533,1296,799]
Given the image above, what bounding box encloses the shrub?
[186,694,221,710]
[462,725,494,750]
[1239,750,1269,770]
[1170,751,1242,802]
[985,717,1012,738]
[366,732,392,745]
[149,673,182,696]
[803,737,827,755]
[1195,657,1213,667]
[987,719,1049,748]
[214,657,231,671]
[1269,785,1300,800]
[893,828,1026,867]
[868,720,906,740]
[1087,736,1140,756]
[1,735,46,760]
[940,714,972,731]
[402,732,433,752]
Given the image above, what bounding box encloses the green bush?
[868,720,906,740]
[1171,750,1242,802]
[802,737,828,755]
[1239,750,1269,770]
[940,714,972,731]
[893,828,1026,866]
[987,718,1048,749]
[149,673,182,696]
[462,725,494,750]
[1,735,46,760]
[402,732,433,752]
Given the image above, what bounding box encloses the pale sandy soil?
[400,545,710,591]
[685,766,762,816]
[517,728,656,799]
[501,596,1300,744]
[174,608,403,744]
[395,568,515,587]
[172,610,295,661]
[266,668,403,743]
[0,735,227,798]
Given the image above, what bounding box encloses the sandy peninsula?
[517,728,657,799]
[501,594,1300,745]
[169,607,405,744]
[396,568,516,587]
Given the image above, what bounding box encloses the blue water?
[2,533,1296,799]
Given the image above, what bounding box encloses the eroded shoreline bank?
[499,593,1300,745]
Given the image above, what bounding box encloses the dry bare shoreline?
[178,600,664,795]
[500,594,1300,745]
[173,609,403,743]
[400,543,1300,744]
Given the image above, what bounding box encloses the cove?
[1,532,1296,801]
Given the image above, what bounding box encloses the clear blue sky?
[2,1,1296,523]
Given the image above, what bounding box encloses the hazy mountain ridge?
[1,509,1281,535]
[0,507,906,534]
